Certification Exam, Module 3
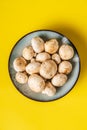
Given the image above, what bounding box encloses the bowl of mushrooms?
[8,30,80,102]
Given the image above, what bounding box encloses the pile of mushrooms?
[13,36,74,96]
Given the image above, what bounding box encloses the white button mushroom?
[22,46,35,60]
[26,61,41,74]
[59,44,74,60]
[52,53,61,64]
[40,60,57,79]
[36,52,51,62]
[31,37,45,53]
[45,39,59,54]
[58,61,72,74]
[15,72,28,84]
[33,53,37,57]
[51,73,67,87]
[30,58,36,63]
[13,36,75,98]
[42,82,56,96]
[28,74,45,92]
[13,57,27,72]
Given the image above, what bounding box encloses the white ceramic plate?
[8,30,80,102]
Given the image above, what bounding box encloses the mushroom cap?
[15,72,28,84]
[59,44,74,60]
[28,74,45,92]
[33,53,37,57]
[36,52,51,62]
[26,62,41,74]
[45,39,59,54]
[30,58,36,63]
[52,53,61,64]
[42,82,56,96]
[22,46,35,60]
[51,73,67,87]
[59,61,72,74]
[13,57,27,72]
[40,60,57,79]
[31,37,45,53]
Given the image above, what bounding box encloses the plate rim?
[8,29,81,102]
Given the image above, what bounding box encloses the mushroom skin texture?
[33,53,37,57]
[59,44,74,60]
[51,73,67,87]
[45,39,59,54]
[40,60,57,79]
[13,57,27,72]
[30,58,36,63]
[28,74,45,92]
[42,82,56,96]
[15,72,28,84]
[59,61,72,74]
[22,46,35,60]
[36,52,51,62]
[52,53,61,64]
[31,37,45,53]
[26,62,41,74]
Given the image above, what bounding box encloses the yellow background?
[0,0,87,130]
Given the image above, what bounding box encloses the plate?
[8,30,80,102]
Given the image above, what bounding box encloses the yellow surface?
[0,0,87,130]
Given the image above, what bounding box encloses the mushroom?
[42,82,56,96]
[15,72,28,84]
[13,36,74,98]
[51,73,67,87]
[45,39,59,54]
[28,74,45,92]
[22,46,35,60]
[59,44,74,60]
[30,58,36,63]
[36,52,51,62]
[33,53,37,57]
[26,61,41,74]
[31,37,45,53]
[13,57,27,72]
[52,53,61,64]
[40,60,57,79]
[58,61,72,74]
